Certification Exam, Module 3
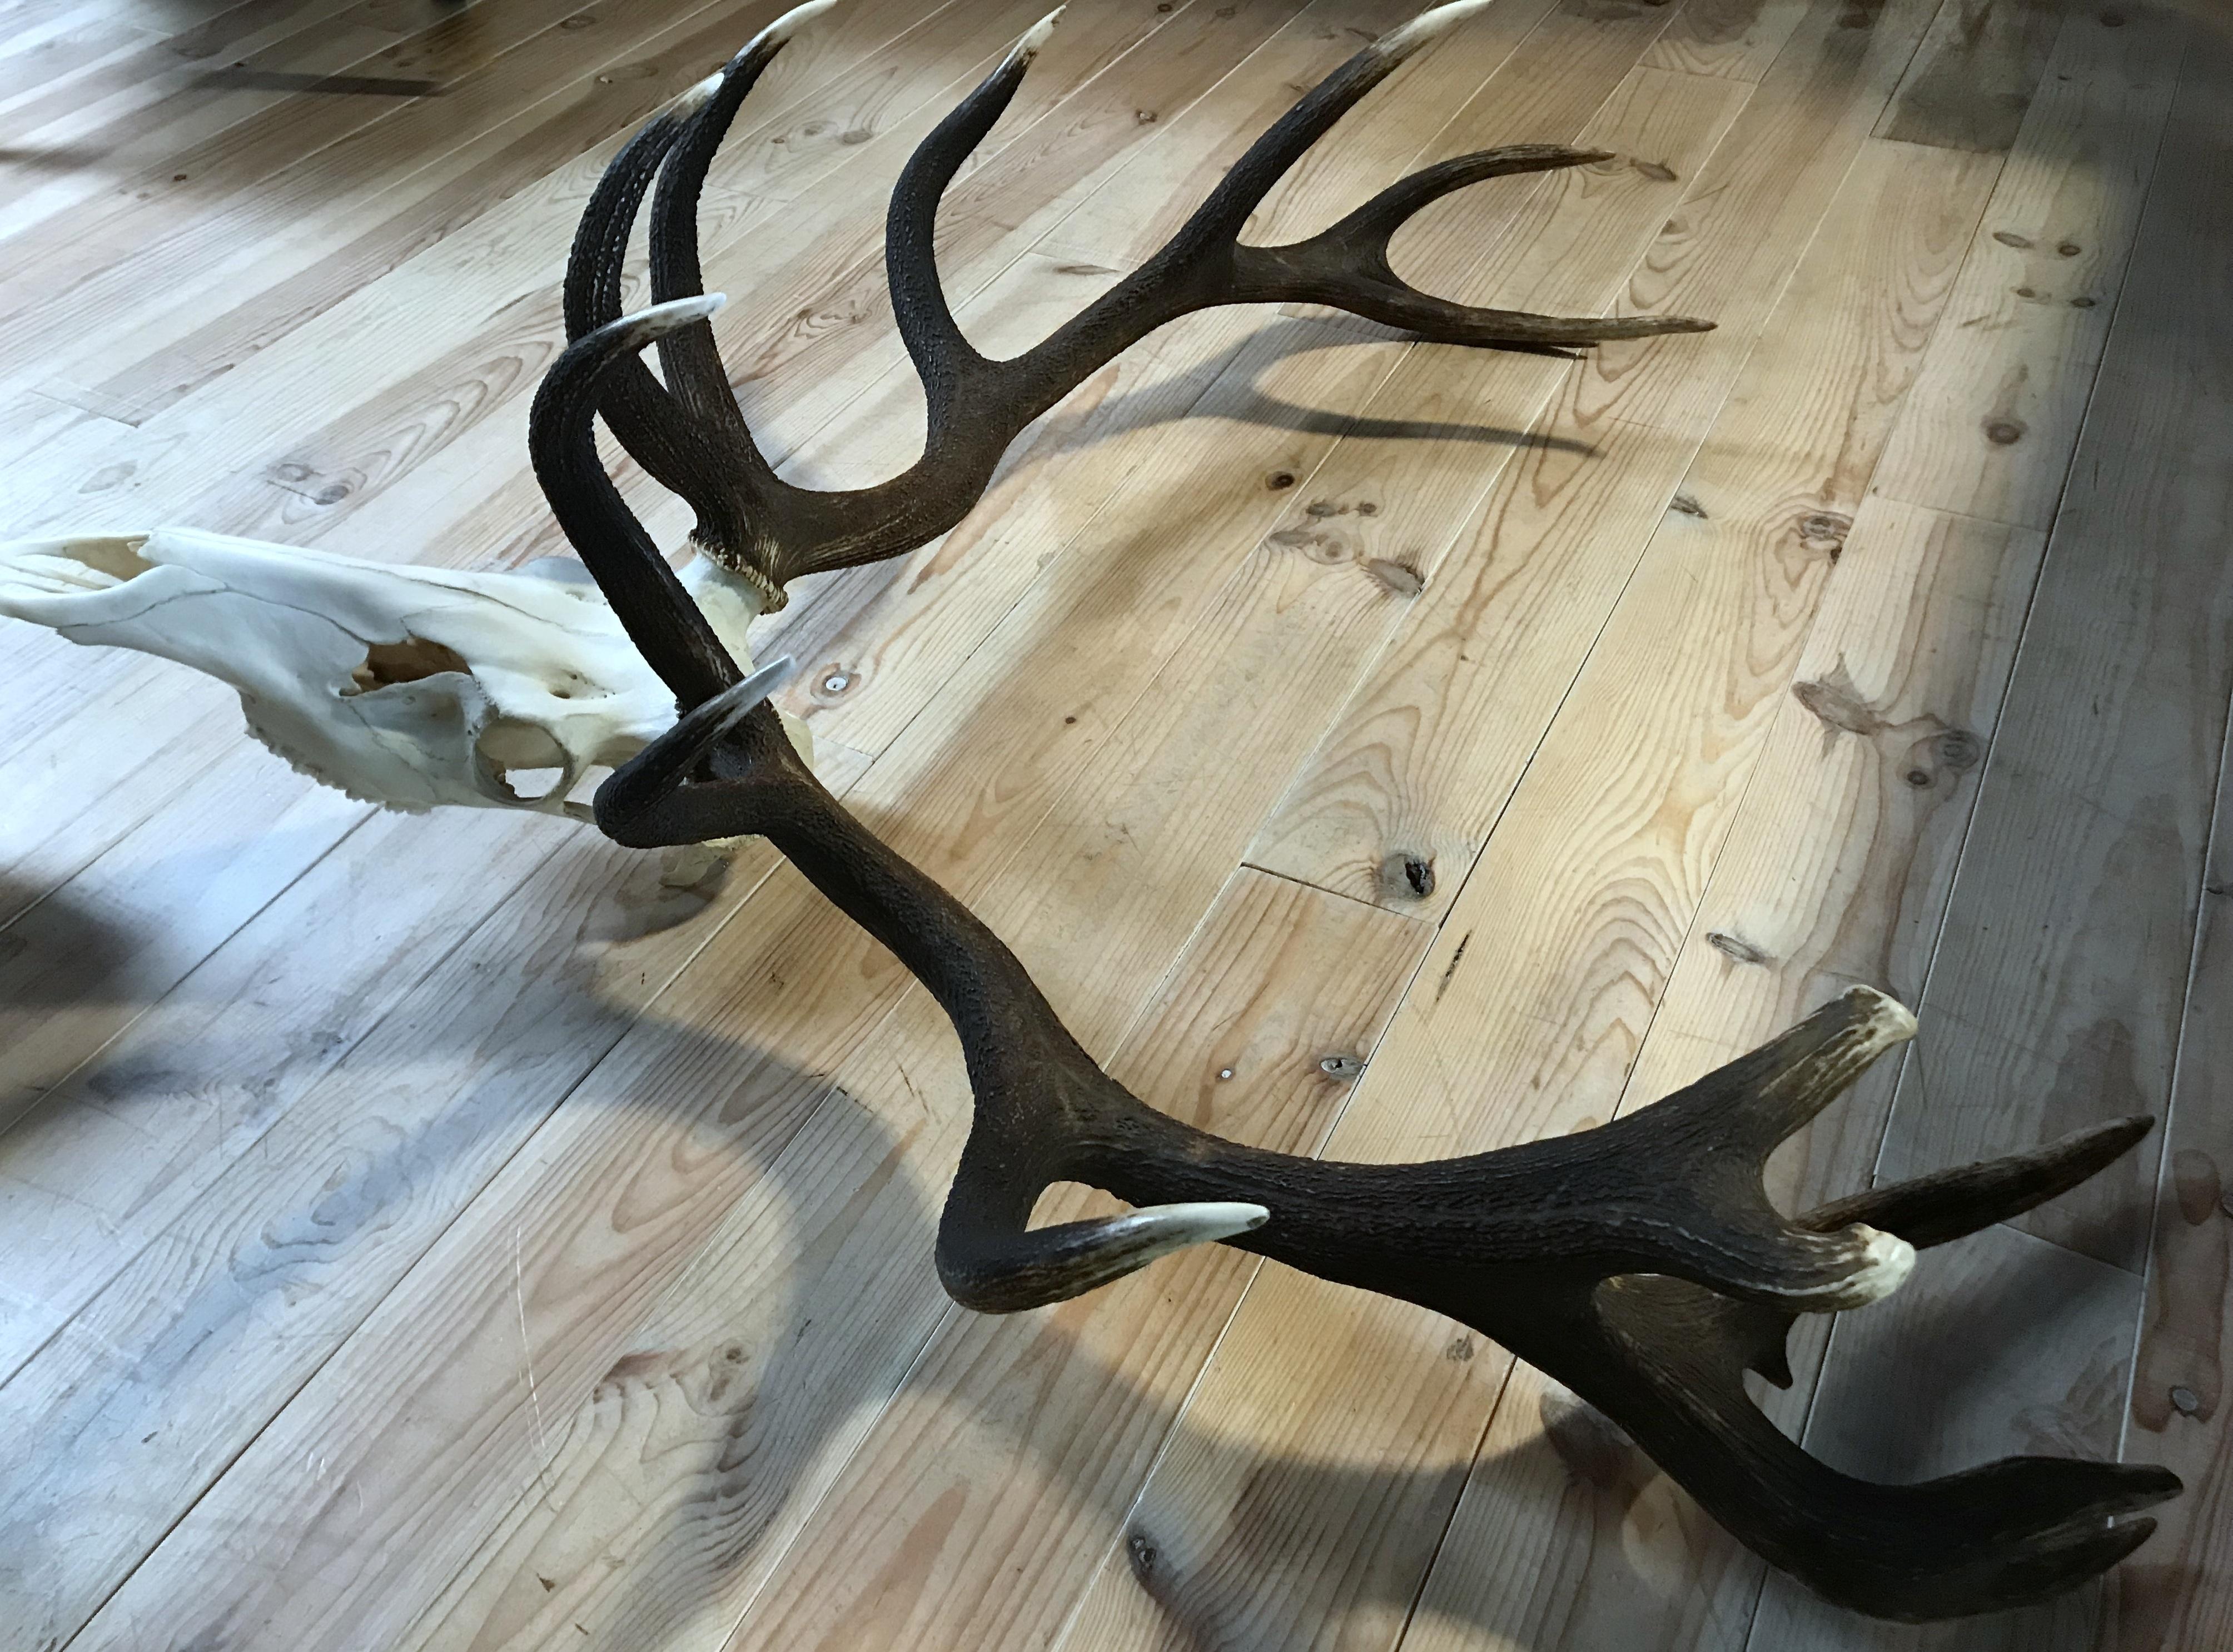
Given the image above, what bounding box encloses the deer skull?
[0,527,807,818]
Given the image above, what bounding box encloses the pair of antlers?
[525,0,2176,1620]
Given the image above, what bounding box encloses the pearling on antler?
[519,1,2179,1619]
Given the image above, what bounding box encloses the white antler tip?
[1842,1226,1917,1306]
[1131,1201,1269,1257]
[751,0,843,56]
[650,292,728,329]
[743,653,799,700]
[1843,984,1918,1048]
[1377,0,1496,60]
[673,70,725,118]
[1017,7,1063,59]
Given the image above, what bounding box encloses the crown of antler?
[528,0,2179,1622]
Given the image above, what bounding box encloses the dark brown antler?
[563,0,1708,606]
[524,4,2180,1620]
[527,291,2179,1619]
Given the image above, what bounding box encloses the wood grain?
[1242,59,1760,913]
[1867,1,2185,529]
[0,751,868,1651]
[1400,492,2051,1652]
[1248,0,1978,914]
[1641,0,1816,82]
[412,872,1425,1652]
[2124,812,2233,1651]
[1046,40,1985,1652]
[1874,0,2069,153]
[1872,0,2225,1273]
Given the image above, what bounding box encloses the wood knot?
[1669,492,1707,519]
[1367,558,1423,596]
[1126,1529,1159,1580]
[1797,511,1852,553]
[1266,469,1296,489]
[1267,525,1347,563]
[1707,931,1770,966]
[811,664,859,704]
[1381,852,1435,900]
[1984,417,2027,446]
[1319,1053,1364,1080]
[1934,729,1983,770]
[1631,158,1675,182]
[1793,665,1889,737]
[1993,230,2033,249]
[2172,1148,2222,1224]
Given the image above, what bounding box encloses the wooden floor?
[1,0,2227,1646]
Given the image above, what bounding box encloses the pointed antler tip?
[1843,1223,1916,1305]
[1838,984,1917,1046]
[750,0,844,56]
[1134,1200,1269,1248]
[1377,0,1497,59]
[673,69,727,118]
[651,291,728,328]
[746,653,799,698]
[1016,7,1065,59]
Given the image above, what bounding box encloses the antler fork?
[526,2,2180,1622]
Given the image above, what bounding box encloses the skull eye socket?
[345,635,470,695]
[475,718,573,804]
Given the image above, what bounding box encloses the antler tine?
[1564,1266,2180,1620]
[882,9,1060,437]
[650,0,843,440]
[559,71,747,525]
[1523,1111,2179,1620]
[1163,0,1504,255]
[1806,1113,2156,1248]
[565,1,1718,599]
[994,0,1712,402]
[529,295,744,705]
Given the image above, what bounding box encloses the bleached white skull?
[0,528,807,819]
